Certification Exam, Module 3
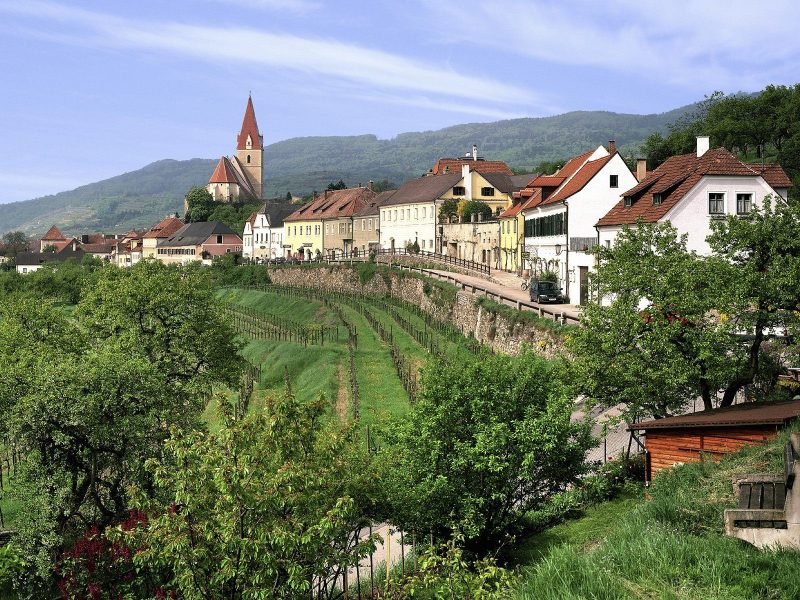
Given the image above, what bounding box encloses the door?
[579,266,589,305]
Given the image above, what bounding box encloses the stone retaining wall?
[268,265,565,358]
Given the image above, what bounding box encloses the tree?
[128,388,379,599]
[570,209,800,421]
[438,198,459,222]
[326,179,347,191]
[461,200,492,222]
[380,351,590,554]
[371,179,396,193]
[5,261,243,587]
[185,186,217,222]
[285,191,293,202]
[1,231,29,258]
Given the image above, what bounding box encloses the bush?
[461,200,492,222]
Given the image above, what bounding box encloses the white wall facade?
[244,215,284,260]
[379,202,437,252]
[524,152,636,304]
[598,175,786,256]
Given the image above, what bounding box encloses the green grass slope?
[513,428,800,600]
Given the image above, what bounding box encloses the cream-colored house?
[141,216,185,260]
[156,221,243,265]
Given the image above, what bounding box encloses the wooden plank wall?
[647,426,779,478]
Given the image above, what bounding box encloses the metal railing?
[373,248,491,276]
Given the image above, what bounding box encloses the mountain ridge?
[0,104,694,235]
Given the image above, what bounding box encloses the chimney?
[697,136,710,157]
[608,140,616,154]
[472,144,478,161]
[636,158,648,182]
[324,190,329,199]
[368,180,374,191]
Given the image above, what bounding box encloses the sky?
[1,0,799,204]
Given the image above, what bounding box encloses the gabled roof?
[629,399,800,431]
[143,216,185,239]
[479,171,518,194]
[41,225,66,241]
[208,156,240,184]
[354,190,397,217]
[380,173,462,207]
[237,95,262,151]
[284,187,376,222]
[596,148,792,227]
[541,153,616,206]
[755,163,793,188]
[161,221,240,247]
[17,248,85,266]
[430,158,513,176]
[510,173,537,189]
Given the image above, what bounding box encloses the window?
[422,207,426,218]
[216,235,223,244]
[452,186,466,196]
[306,225,311,235]
[652,193,662,206]
[246,154,251,164]
[737,193,752,215]
[361,220,365,231]
[708,192,725,215]
[400,210,404,221]
[315,225,320,235]
[624,197,633,208]
[429,239,433,249]
[481,187,495,196]
[421,240,425,249]
[325,224,329,234]
[407,209,411,219]
[610,174,619,188]
[368,218,373,229]
[414,208,418,219]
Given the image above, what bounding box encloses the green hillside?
[0,104,693,235]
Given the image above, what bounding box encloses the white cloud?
[2,1,540,108]
[417,0,800,90]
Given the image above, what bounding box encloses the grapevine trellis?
[221,301,343,346]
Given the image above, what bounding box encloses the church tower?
[235,95,264,199]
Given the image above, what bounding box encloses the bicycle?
[520,279,529,291]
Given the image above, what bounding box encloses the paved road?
[426,268,583,322]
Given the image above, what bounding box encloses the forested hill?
[0,104,694,235]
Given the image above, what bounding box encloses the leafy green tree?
[1,231,29,258]
[185,186,217,222]
[380,351,591,554]
[438,198,459,222]
[570,207,800,421]
[4,261,243,587]
[128,389,379,599]
[461,200,492,222]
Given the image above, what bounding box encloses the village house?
[499,178,542,274]
[156,221,243,265]
[141,216,185,260]
[242,203,294,261]
[16,248,86,274]
[596,136,792,254]
[352,190,396,256]
[113,230,144,268]
[523,142,637,305]
[283,187,375,260]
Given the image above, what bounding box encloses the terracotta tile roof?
[629,399,800,430]
[597,148,791,227]
[81,243,114,254]
[354,190,397,217]
[499,199,525,219]
[528,175,566,188]
[236,95,262,151]
[143,216,185,239]
[430,158,513,176]
[541,154,615,206]
[284,187,376,222]
[208,156,240,184]
[41,225,66,241]
[755,163,793,188]
[246,212,258,226]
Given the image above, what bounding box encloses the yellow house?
[140,216,185,260]
[499,184,544,273]
[284,187,374,260]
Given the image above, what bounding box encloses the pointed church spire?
[237,95,262,151]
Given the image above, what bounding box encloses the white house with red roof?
[206,96,264,203]
[596,137,792,255]
[522,143,637,305]
[242,203,295,261]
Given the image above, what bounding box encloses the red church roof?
[41,225,66,241]
[236,96,262,151]
[209,156,240,184]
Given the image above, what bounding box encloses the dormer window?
[246,135,253,150]
[624,197,633,208]
[652,193,662,206]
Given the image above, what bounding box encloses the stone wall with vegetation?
[268,265,566,357]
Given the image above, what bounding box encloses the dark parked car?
[529,280,564,304]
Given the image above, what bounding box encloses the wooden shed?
[629,399,800,481]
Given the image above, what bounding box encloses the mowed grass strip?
[216,288,339,327]
[338,305,410,425]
